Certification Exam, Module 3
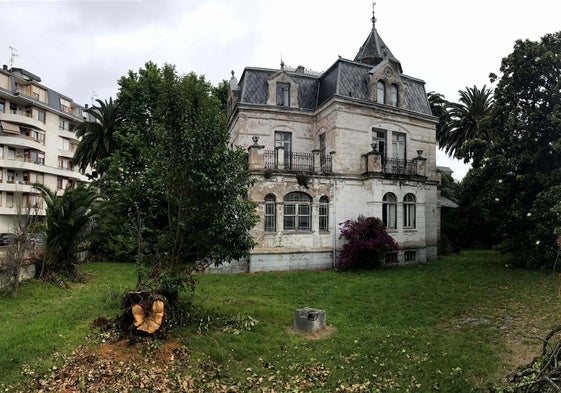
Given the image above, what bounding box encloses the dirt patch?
[287,324,336,339]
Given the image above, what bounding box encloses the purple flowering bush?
[336,216,400,271]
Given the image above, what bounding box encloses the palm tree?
[72,98,120,177]
[33,184,98,280]
[438,85,494,162]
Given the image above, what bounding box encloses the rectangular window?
[319,133,326,157]
[7,170,15,183]
[319,199,329,232]
[60,97,72,114]
[0,100,4,113]
[34,173,44,185]
[372,128,386,160]
[6,192,13,208]
[26,150,45,165]
[58,156,72,170]
[392,133,406,160]
[404,251,416,262]
[59,137,70,151]
[7,148,15,160]
[264,199,276,232]
[385,252,398,264]
[283,204,296,230]
[276,83,290,106]
[57,177,64,190]
[275,131,292,167]
[59,117,70,131]
[404,204,416,228]
[37,109,46,123]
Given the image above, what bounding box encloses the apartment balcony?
[0,131,45,150]
[248,143,332,174]
[0,111,46,131]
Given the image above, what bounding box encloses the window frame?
[276,82,290,106]
[376,81,386,104]
[319,196,329,232]
[403,193,416,229]
[389,84,398,107]
[283,192,312,232]
[382,192,397,230]
[391,132,406,160]
[264,194,277,232]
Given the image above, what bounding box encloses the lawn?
[2,250,561,392]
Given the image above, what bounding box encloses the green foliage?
[95,62,258,286]
[72,98,120,176]
[434,85,494,163]
[34,183,98,280]
[462,32,561,267]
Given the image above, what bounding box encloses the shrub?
[336,216,399,271]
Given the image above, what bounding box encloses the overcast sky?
[3,0,560,180]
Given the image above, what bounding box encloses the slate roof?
[236,60,432,116]
[234,12,432,117]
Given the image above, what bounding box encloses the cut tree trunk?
[124,291,165,334]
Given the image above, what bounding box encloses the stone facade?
[227,13,440,272]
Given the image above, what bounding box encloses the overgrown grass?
[2,250,561,391]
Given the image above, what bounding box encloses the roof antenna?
[280,54,285,70]
[9,46,18,68]
[90,91,98,107]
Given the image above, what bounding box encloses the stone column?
[413,150,427,177]
[276,145,285,170]
[248,137,265,170]
[312,149,321,172]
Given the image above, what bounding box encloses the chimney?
[2,65,7,71]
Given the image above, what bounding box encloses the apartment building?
[0,66,88,232]
[227,11,440,272]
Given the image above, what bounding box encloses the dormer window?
[389,84,398,107]
[276,83,290,106]
[376,81,385,104]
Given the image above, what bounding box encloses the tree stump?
[124,291,165,334]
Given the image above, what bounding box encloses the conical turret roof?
[354,6,401,70]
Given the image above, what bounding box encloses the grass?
[2,250,561,391]
[0,262,135,384]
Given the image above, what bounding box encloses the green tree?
[34,184,98,280]
[438,85,494,163]
[72,98,120,177]
[463,32,561,267]
[99,63,258,289]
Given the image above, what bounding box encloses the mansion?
[227,11,441,272]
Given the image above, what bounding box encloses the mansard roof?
[236,59,431,116]
[233,10,431,116]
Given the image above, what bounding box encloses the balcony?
[363,150,427,178]
[383,158,418,176]
[259,149,332,173]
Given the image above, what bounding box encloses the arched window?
[377,81,386,104]
[319,196,329,232]
[389,84,398,107]
[382,193,397,229]
[404,193,416,228]
[264,194,276,232]
[284,192,311,231]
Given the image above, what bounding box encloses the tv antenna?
[9,46,18,68]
